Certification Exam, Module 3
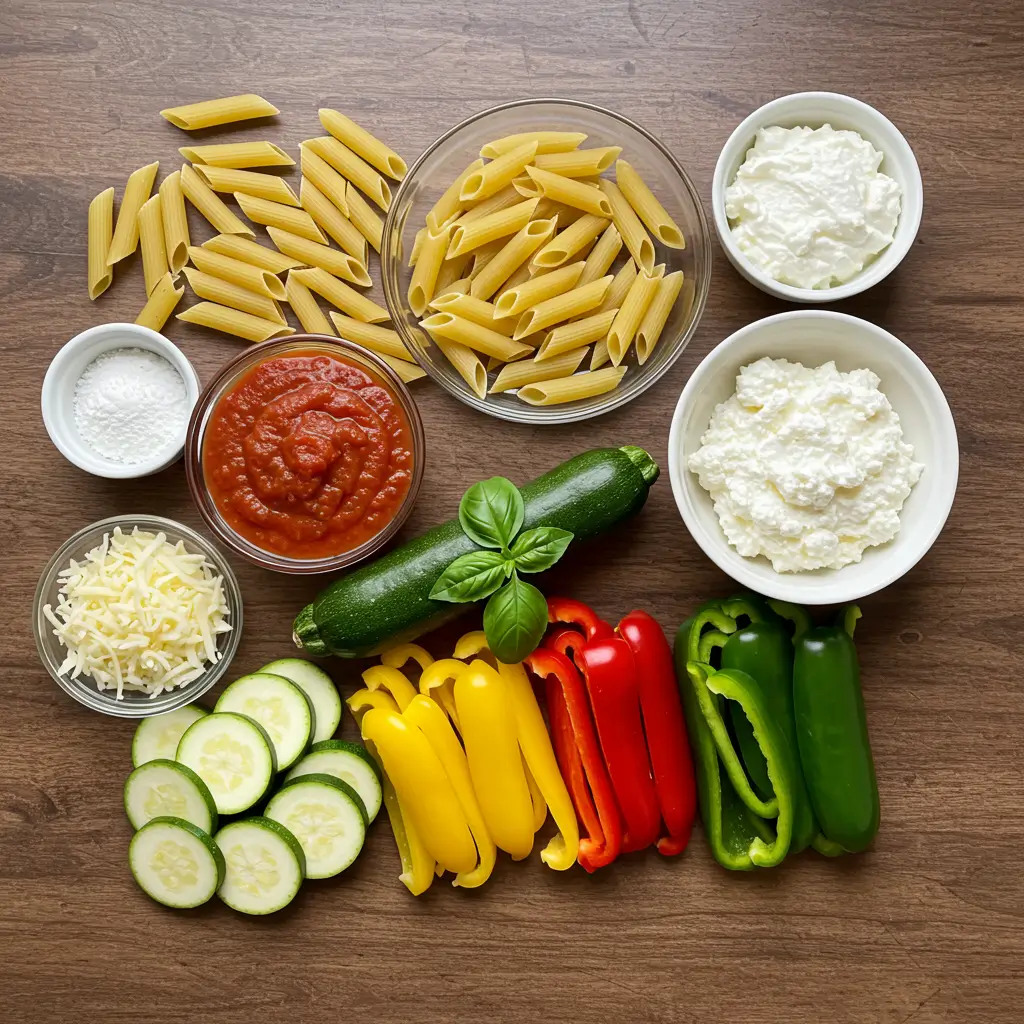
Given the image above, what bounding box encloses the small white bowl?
[668,310,958,605]
[42,323,200,479]
[711,92,924,302]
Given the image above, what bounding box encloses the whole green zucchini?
[292,446,659,657]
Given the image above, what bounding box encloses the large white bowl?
[711,92,923,302]
[668,311,958,605]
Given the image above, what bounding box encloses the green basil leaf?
[458,477,525,550]
[429,550,509,603]
[509,527,573,574]
[483,572,549,664]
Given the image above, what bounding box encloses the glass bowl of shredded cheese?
[33,515,243,717]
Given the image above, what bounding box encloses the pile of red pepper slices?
[525,598,697,872]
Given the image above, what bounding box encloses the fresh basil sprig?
[429,476,573,663]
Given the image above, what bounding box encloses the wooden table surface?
[3,2,1023,1021]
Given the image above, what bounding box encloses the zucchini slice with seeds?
[129,816,224,909]
[260,658,342,743]
[131,705,208,767]
[216,816,305,915]
[124,758,218,833]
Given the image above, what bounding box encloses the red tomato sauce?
[203,351,415,559]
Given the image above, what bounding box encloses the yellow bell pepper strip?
[454,659,535,860]
[361,664,417,711]
[403,694,497,889]
[417,658,464,731]
[346,687,400,718]
[524,758,548,832]
[380,775,435,895]
[360,707,478,875]
[381,642,435,674]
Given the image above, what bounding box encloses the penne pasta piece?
[635,270,684,364]
[599,179,655,274]
[107,161,159,265]
[435,252,474,294]
[616,159,686,248]
[159,171,190,275]
[87,187,114,300]
[469,218,557,300]
[408,225,453,316]
[447,198,538,258]
[319,108,407,180]
[234,192,325,243]
[408,227,426,267]
[429,291,517,335]
[187,245,286,300]
[178,301,294,343]
[607,266,664,365]
[525,166,612,218]
[184,267,285,324]
[328,313,414,362]
[138,194,168,296]
[377,352,427,383]
[300,144,350,216]
[578,224,623,287]
[467,238,506,278]
[532,146,623,178]
[304,136,391,211]
[512,276,612,340]
[345,183,384,253]
[299,178,367,264]
[180,164,253,237]
[511,174,541,199]
[161,94,278,131]
[517,366,626,406]
[266,226,371,286]
[455,184,521,226]
[590,339,610,371]
[445,276,472,295]
[286,271,336,336]
[420,312,533,362]
[533,197,585,225]
[530,214,609,270]
[292,266,389,323]
[432,337,487,399]
[494,261,585,317]
[590,259,636,370]
[536,308,618,361]
[460,141,538,203]
[481,131,587,159]
[135,272,184,331]
[501,261,534,291]
[193,165,299,207]
[489,347,587,394]
[486,354,504,372]
[180,142,294,169]
[427,158,484,231]
[203,234,302,273]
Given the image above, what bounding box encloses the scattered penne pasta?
[430,291,518,335]
[420,312,534,362]
[234,192,325,243]
[180,164,254,237]
[300,144,351,216]
[161,94,279,131]
[431,336,487,399]
[599,179,655,274]
[178,301,294,342]
[183,267,286,324]
[532,146,623,178]
[193,165,300,207]
[512,276,611,340]
[536,308,618,361]
[469,218,557,300]
[285,271,336,336]
[87,187,114,300]
[202,234,302,274]
[447,198,539,258]
[304,135,392,211]
[489,347,587,393]
[107,161,159,265]
[187,245,286,299]
[135,272,184,331]
[615,159,686,248]
[345,183,384,252]
[460,141,538,203]
[427,158,484,231]
[179,141,294,168]
[267,226,371,286]
[517,366,627,406]
[292,266,389,323]
[531,214,609,269]
[635,270,684,364]
[158,171,191,275]
[138,194,168,296]
[481,131,587,159]
[607,265,664,365]
[408,224,453,316]
[525,166,613,218]
[328,313,414,362]
[376,352,427,383]
[300,178,367,263]
[494,261,585,317]
[319,108,407,179]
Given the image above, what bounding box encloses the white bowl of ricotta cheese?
[669,310,957,605]
[712,92,923,301]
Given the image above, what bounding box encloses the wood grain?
[2,2,1023,1022]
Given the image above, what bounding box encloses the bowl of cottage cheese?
[711,92,923,302]
[668,310,957,604]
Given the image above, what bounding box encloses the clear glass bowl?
[184,334,425,573]
[33,515,243,718]
[381,97,712,424]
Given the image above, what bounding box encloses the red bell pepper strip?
[546,596,614,642]
[545,677,601,848]
[618,610,697,856]
[524,646,622,872]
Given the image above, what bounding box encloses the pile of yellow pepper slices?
[346,631,579,894]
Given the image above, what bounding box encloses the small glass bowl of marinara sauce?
[185,336,425,573]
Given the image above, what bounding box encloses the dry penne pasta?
[299,178,367,264]
[107,161,159,265]
[138,194,168,296]
[512,174,541,199]
[180,142,294,169]
[489,347,587,394]
[517,366,626,406]
[445,277,472,295]
[233,192,324,243]
[427,158,484,231]
[429,291,517,335]
[433,337,487,399]
[512,275,611,339]
[531,214,609,270]
[590,339,610,372]
[345,183,384,252]
[266,227,371,286]
[193,165,299,207]
[501,261,534,291]
[300,144,350,216]
[615,159,686,248]
[469,218,557,300]
[408,227,426,267]
[305,136,392,211]
[293,266,389,323]
[435,252,474,294]
[591,260,638,369]
[286,271,336,336]
[536,308,618,361]
[468,238,506,277]
[525,166,613,218]
[180,164,254,237]
[447,198,538,257]
[481,131,587,159]
[203,234,302,274]
[635,270,684,364]
[494,261,585,317]
[408,224,452,316]
[183,267,285,324]
[178,301,294,342]
[87,187,114,300]
[599,179,655,274]
[377,352,427,383]
[420,312,534,362]
[135,272,183,331]
[532,146,622,178]
[534,197,585,225]
[158,171,190,275]
[578,224,623,286]
[319,108,407,179]
[187,245,287,300]
[161,94,278,131]
[328,313,414,362]
[455,184,521,226]
[460,141,538,203]
[608,266,664,365]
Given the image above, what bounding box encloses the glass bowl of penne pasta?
[381,98,711,422]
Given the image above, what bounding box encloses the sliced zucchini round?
[215,673,314,771]
[284,740,383,822]
[129,816,225,909]
[265,773,367,879]
[260,658,342,743]
[131,705,208,767]
[216,816,305,915]
[124,758,218,833]
[175,712,276,815]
